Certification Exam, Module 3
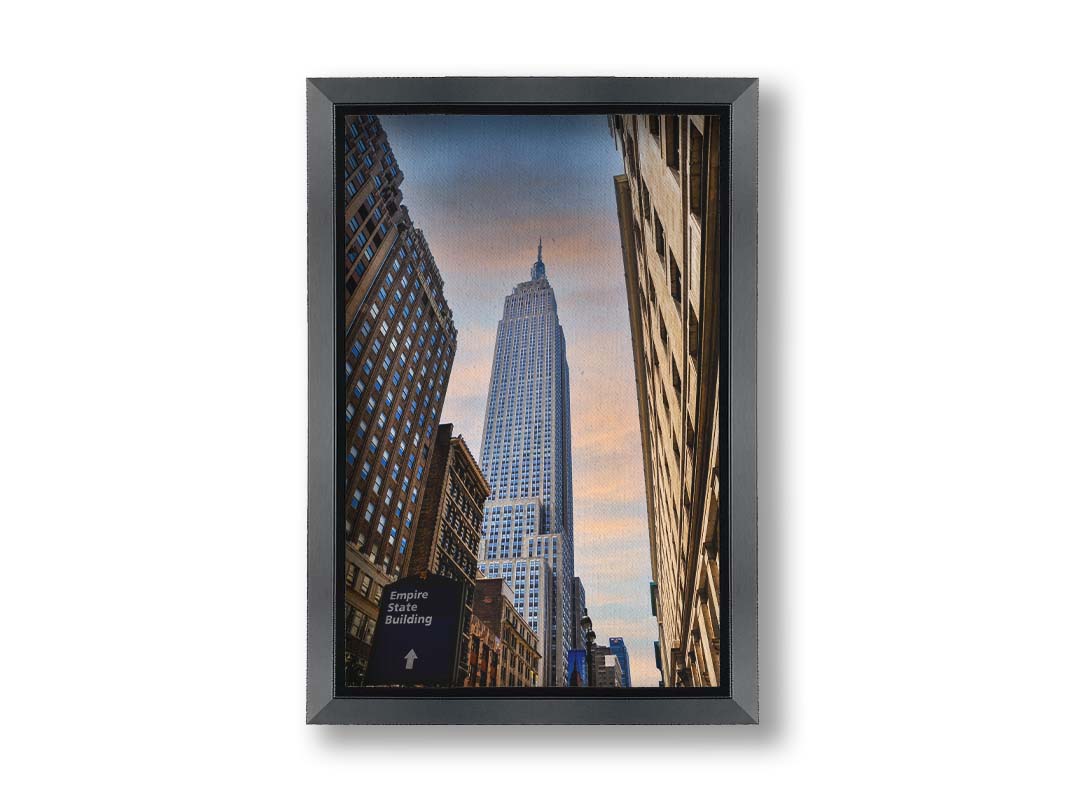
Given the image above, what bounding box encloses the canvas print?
[340,113,722,690]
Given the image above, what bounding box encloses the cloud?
[575,512,647,540]
[444,358,493,401]
[572,470,645,503]
[572,411,638,457]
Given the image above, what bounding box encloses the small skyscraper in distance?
[608,637,632,688]
[593,646,624,688]
[477,240,576,686]
[572,576,587,650]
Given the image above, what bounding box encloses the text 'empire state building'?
[477,241,576,687]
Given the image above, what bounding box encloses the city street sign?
[364,574,465,687]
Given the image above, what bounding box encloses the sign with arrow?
[364,574,465,687]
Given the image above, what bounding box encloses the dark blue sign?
[364,574,465,686]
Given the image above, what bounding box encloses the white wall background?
[2,1,1064,796]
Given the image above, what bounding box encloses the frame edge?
[306,77,759,724]
[307,79,338,723]
[726,77,759,724]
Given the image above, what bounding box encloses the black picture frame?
[308,77,757,724]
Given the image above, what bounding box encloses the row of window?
[343,228,454,580]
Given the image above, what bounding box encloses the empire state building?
[477,241,576,686]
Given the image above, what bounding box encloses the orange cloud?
[572,469,645,503]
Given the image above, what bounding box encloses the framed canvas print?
[307,77,757,724]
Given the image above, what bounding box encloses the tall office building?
[565,648,589,687]
[611,114,723,687]
[572,576,587,652]
[477,241,576,686]
[608,637,632,688]
[405,423,491,686]
[341,113,458,685]
[593,645,625,688]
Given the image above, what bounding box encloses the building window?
[348,608,366,639]
[688,304,700,361]
[689,122,704,216]
[654,213,665,261]
[669,251,682,304]
[665,115,680,171]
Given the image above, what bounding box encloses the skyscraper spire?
[531,237,546,280]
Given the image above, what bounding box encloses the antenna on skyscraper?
[531,236,547,281]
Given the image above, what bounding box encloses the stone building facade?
[469,578,542,687]
[611,113,723,687]
[465,612,501,688]
[405,423,490,686]
[342,113,457,685]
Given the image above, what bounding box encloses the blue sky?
[381,115,660,686]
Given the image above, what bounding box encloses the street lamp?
[580,607,597,688]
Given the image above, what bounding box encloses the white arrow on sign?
[403,649,418,670]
